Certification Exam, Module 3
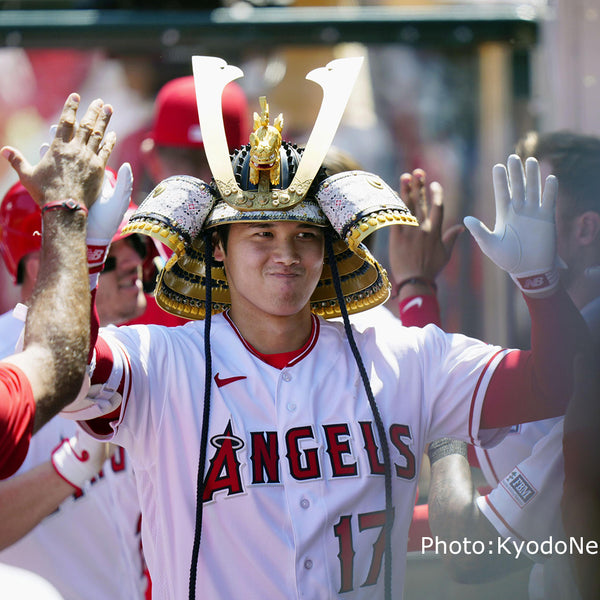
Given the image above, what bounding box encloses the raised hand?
[1,93,116,210]
[464,154,559,297]
[388,168,463,299]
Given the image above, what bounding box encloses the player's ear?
[212,231,226,262]
[576,210,600,246]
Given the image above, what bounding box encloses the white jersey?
[0,563,64,599]
[0,315,147,600]
[472,298,600,600]
[0,307,25,358]
[475,417,561,486]
[477,421,580,600]
[81,311,509,599]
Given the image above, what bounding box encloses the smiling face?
[96,237,147,326]
[214,221,325,322]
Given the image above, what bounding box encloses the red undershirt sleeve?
[480,285,593,429]
[85,289,124,435]
[398,294,442,328]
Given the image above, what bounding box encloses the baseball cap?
[0,171,135,283]
[0,182,42,283]
[149,76,249,151]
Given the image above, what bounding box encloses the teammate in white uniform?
[0,93,125,598]
[63,58,589,600]
[425,131,600,600]
[0,151,148,599]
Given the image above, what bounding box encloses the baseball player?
[562,352,600,600]
[423,132,600,599]
[0,183,150,598]
[139,74,249,186]
[64,57,589,600]
[0,93,117,480]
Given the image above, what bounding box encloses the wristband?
[41,199,89,217]
[392,276,437,299]
[427,438,468,465]
[398,294,442,328]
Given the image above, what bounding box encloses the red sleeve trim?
[92,335,116,385]
[87,336,130,437]
[89,288,99,363]
[468,349,506,442]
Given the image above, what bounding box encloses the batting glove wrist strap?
[51,432,109,491]
[511,268,560,297]
[464,155,559,297]
[87,243,110,275]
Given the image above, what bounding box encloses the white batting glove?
[51,430,113,491]
[87,162,133,285]
[464,154,559,297]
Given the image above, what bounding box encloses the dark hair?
[213,224,230,255]
[516,131,600,217]
[16,258,26,285]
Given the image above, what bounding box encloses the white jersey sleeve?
[474,417,562,486]
[0,418,147,600]
[476,419,564,546]
[476,420,583,600]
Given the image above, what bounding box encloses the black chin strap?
[189,231,214,600]
[325,232,394,600]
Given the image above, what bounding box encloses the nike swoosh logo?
[402,296,423,312]
[214,373,247,388]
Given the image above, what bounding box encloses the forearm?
[1,94,117,432]
[24,210,90,430]
[0,461,74,550]
[427,440,530,582]
[428,454,478,544]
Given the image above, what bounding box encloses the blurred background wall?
[0,0,596,349]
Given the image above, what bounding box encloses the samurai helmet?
[123,56,417,319]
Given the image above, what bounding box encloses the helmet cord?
[189,230,214,599]
[325,232,393,600]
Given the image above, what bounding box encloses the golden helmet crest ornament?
[123,56,418,319]
[249,96,283,187]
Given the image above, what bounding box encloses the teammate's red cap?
[149,76,249,152]
[0,181,41,282]
[0,169,130,284]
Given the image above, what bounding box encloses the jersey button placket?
[280,369,297,412]
[276,366,329,597]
